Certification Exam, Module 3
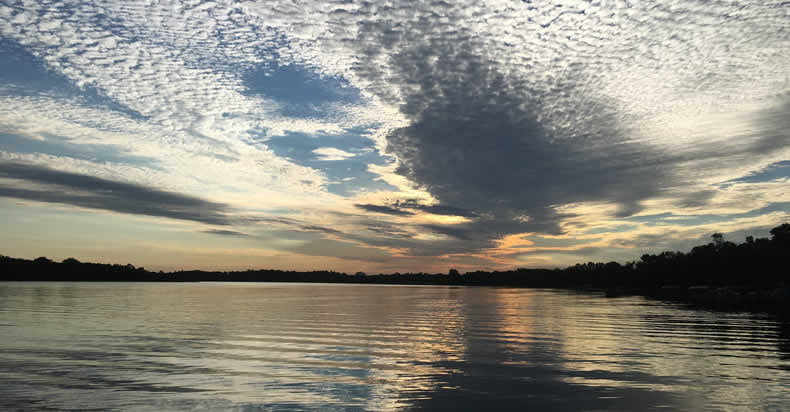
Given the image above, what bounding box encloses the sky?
[0,0,788,273]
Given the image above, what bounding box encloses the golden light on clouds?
[417,214,473,225]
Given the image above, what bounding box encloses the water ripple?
[1,282,789,410]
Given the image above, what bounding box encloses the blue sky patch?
[0,132,159,168]
[253,128,396,196]
[242,64,361,118]
[721,161,790,187]
[583,224,638,235]
[624,202,790,227]
[623,213,674,226]
[0,37,146,120]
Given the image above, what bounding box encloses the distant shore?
[2,265,788,317]
[3,223,789,315]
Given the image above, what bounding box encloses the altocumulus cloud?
[346,5,669,251]
[0,0,787,270]
[343,0,789,249]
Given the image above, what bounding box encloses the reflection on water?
[0,283,789,410]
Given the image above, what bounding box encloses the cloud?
[312,147,356,161]
[299,224,342,235]
[203,229,249,237]
[0,162,230,225]
[420,224,473,240]
[724,161,790,186]
[394,199,478,218]
[351,199,478,220]
[353,21,669,237]
[362,221,413,238]
[0,0,788,270]
[354,203,414,216]
[286,236,397,263]
[241,216,344,235]
[337,1,790,260]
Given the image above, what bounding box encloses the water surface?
[1,282,789,410]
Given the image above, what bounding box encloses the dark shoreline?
[3,222,789,316]
[2,266,788,317]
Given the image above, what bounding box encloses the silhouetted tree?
[711,233,724,248]
[2,223,789,313]
[771,223,790,244]
[448,268,461,284]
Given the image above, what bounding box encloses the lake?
[1,282,789,411]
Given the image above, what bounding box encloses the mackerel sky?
[0,0,788,272]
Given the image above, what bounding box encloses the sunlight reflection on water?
[0,282,789,411]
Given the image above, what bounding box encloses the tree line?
[2,223,788,291]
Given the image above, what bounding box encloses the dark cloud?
[363,222,413,238]
[203,229,248,237]
[675,190,717,209]
[353,199,478,219]
[299,224,342,234]
[245,216,299,226]
[354,203,414,216]
[744,97,790,157]
[240,216,342,235]
[394,199,478,218]
[0,162,230,225]
[326,4,790,263]
[417,205,478,218]
[353,16,671,238]
[420,224,473,240]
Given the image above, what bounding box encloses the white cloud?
[0,0,788,268]
[312,147,355,161]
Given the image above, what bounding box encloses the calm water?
[1,283,789,411]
